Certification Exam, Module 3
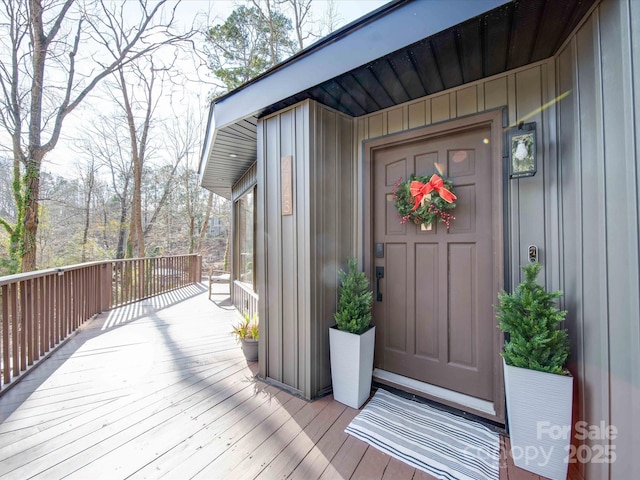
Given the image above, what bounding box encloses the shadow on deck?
[0,284,547,480]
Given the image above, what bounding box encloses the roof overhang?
[200,0,597,198]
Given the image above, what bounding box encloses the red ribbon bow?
[409,174,457,211]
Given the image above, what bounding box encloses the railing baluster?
[11,284,18,378]
[52,274,58,346]
[76,269,82,329]
[30,278,37,365]
[45,275,51,351]
[42,276,48,355]
[56,272,62,345]
[2,285,9,388]
[19,281,26,371]
[62,272,69,338]
[115,263,119,307]
[35,278,41,360]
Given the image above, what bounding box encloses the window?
[236,188,255,289]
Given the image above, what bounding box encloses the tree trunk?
[116,195,128,259]
[81,169,95,262]
[119,65,147,259]
[143,162,180,238]
[188,216,196,254]
[223,230,230,273]
[21,161,41,272]
[127,160,144,258]
[197,191,214,252]
[6,157,24,273]
[102,206,109,251]
[21,0,48,272]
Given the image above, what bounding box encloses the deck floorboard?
[0,284,549,479]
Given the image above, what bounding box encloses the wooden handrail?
[0,254,202,393]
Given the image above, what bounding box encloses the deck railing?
[233,280,259,321]
[0,254,201,393]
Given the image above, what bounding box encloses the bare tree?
[77,156,99,262]
[197,191,214,253]
[115,60,160,258]
[81,113,134,259]
[143,109,198,241]
[282,0,314,49]
[0,0,186,272]
[319,0,342,36]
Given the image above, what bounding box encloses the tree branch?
[0,215,14,236]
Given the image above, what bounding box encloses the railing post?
[195,255,202,284]
[100,263,113,311]
[139,259,146,300]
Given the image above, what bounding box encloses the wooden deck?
[0,283,550,479]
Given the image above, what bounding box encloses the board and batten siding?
[352,1,639,478]
[256,100,355,399]
[556,1,639,479]
[356,61,560,299]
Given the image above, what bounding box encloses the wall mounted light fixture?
[509,122,537,178]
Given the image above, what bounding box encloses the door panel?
[448,243,477,367]
[372,126,496,403]
[386,243,407,351]
[414,243,438,359]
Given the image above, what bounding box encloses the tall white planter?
[503,360,573,480]
[329,326,376,409]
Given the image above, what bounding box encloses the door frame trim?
[362,108,506,424]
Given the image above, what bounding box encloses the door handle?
[375,266,384,302]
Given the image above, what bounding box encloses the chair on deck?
[208,268,231,299]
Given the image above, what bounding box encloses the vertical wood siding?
[251,8,638,477]
[256,101,354,398]
[356,62,559,293]
[354,4,639,474]
[556,1,639,478]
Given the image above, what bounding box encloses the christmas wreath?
[392,173,457,230]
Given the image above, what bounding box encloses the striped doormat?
[345,389,499,480]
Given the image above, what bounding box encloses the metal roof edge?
[198,100,215,176]
[210,0,510,130]
[210,0,410,106]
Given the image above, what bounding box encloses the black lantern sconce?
[509,122,537,178]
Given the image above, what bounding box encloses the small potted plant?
[495,262,572,480]
[232,312,259,362]
[329,258,375,409]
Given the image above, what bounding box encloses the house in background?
[199,1,639,478]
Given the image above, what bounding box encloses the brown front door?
[371,124,500,416]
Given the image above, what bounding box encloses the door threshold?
[373,368,496,417]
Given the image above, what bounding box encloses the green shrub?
[334,258,373,335]
[496,263,570,375]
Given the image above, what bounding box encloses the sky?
[44,0,389,177]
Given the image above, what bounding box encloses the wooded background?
[0,0,346,275]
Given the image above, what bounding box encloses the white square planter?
[503,360,573,480]
[329,326,375,409]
